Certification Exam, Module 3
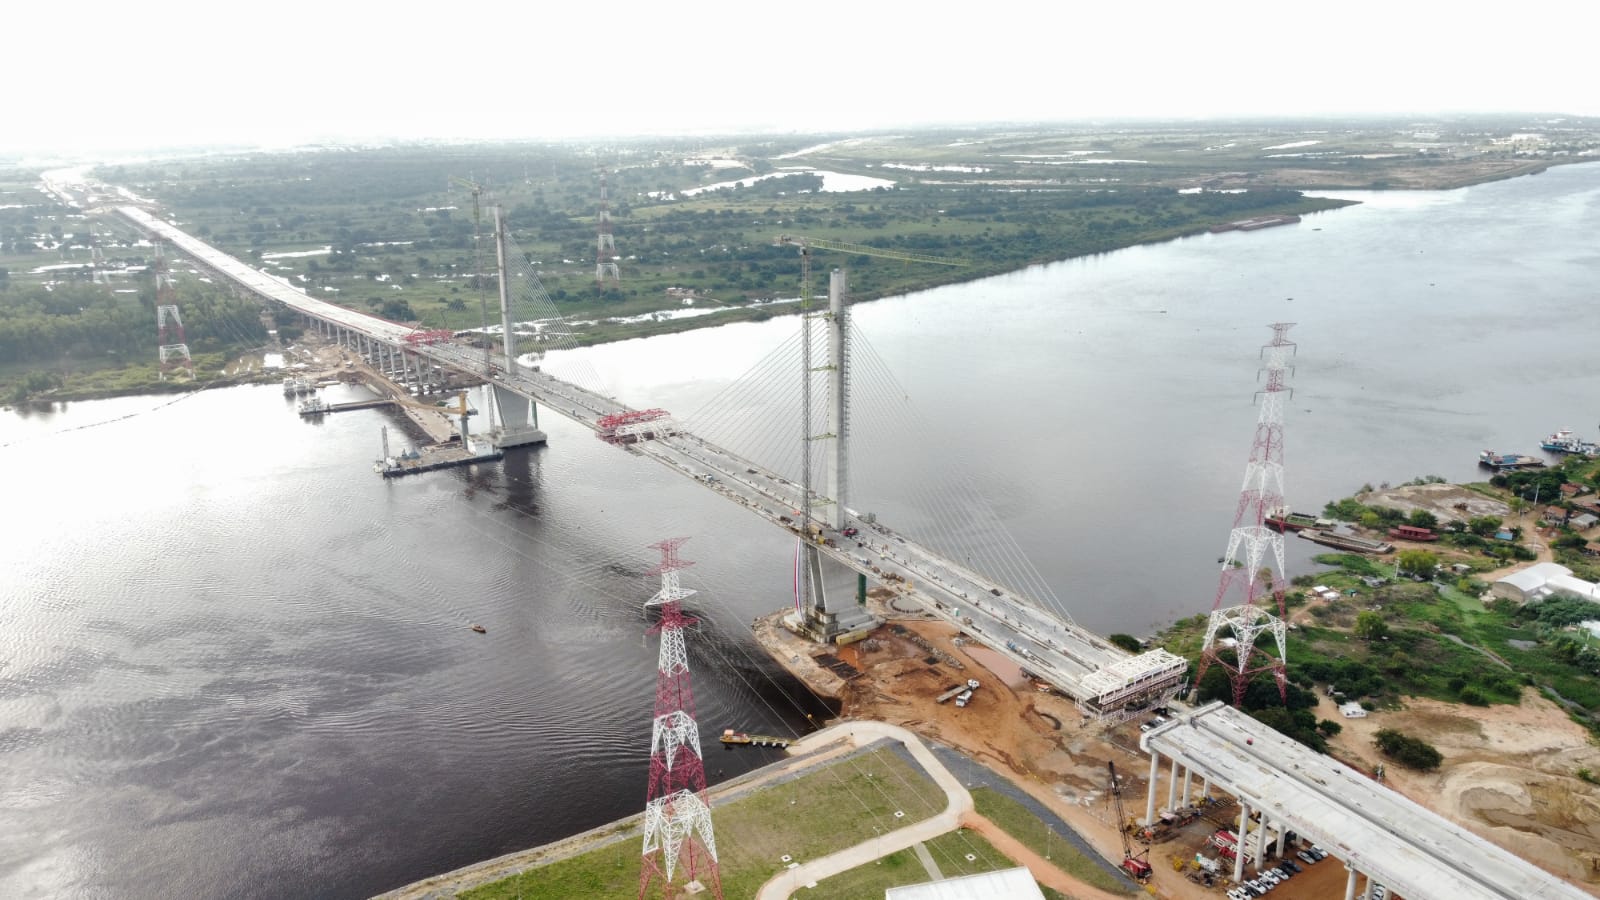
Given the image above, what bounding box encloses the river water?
[2,163,1597,898]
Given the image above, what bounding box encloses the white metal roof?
[1142,702,1589,900]
[885,867,1046,900]
[1495,562,1572,594]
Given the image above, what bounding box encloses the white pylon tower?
[639,538,722,900]
[153,241,194,380]
[1197,323,1296,707]
[596,169,620,287]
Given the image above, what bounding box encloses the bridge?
[113,202,1185,720]
[106,198,1597,900]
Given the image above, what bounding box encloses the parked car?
[1282,859,1302,874]
[1297,850,1317,865]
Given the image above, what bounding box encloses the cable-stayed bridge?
[115,202,1186,719]
[103,199,1600,900]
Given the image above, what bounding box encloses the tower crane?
[1107,761,1154,884]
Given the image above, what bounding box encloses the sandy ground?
[833,603,1600,898]
[1318,691,1600,889]
[1355,483,1509,525]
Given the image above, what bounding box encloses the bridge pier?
[1344,865,1360,900]
[1255,812,1268,870]
[1234,800,1249,883]
[1167,758,1180,812]
[488,384,546,449]
[1145,750,1159,826]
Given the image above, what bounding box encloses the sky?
[5,0,1595,157]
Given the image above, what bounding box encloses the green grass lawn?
[462,746,948,900]
[970,788,1136,895]
[807,829,1046,899]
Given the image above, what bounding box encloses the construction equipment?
[1108,761,1153,883]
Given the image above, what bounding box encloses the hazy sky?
[7,0,1593,156]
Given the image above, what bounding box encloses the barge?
[719,729,790,748]
[1479,450,1547,471]
[1298,529,1393,554]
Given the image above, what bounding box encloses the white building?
[886,867,1047,900]
[1491,562,1600,604]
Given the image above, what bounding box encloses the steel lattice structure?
[596,170,620,286]
[153,242,193,379]
[639,538,722,900]
[1197,324,1296,707]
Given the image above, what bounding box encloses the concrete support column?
[1234,800,1249,883]
[1275,824,1287,859]
[1344,866,1359,900]
[1255,814,1269,869]
[1181,767,1193,807]
[1144,751,1159,827]
[1167,759,1180,812]
[1201,777,1210,801]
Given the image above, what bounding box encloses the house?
[1560,482,1589,498]
[1541,506,1570,526]
[1339,701,1368,718]
[1571,512,1600,531]
[1388,524,1438,542]
[1584,542,1600,558]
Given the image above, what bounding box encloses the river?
[1,162,1597,898]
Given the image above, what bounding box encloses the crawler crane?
[1108,761,1153,883]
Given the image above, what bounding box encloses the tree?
[1468,515,1503,537]
[1396,549,1439,578]
[1354,610,1389,642]
[1316,719,1343,738]
[1406,509,1439,530]
[1374,728,1442,770]
[1108,633,1142,653]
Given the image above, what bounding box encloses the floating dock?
[376,443,503,478]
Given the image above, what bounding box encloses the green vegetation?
[1373,728,1443,771]
[462,747,948,900]
[1108,633,1143,654]
[808,829,1024,899]
[970,788,1134,895]
[89,143,1351,349]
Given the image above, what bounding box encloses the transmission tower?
[596,169,620,287]
[638,538,722,900]
[1196,323,1296,707]
[153,241,194,380]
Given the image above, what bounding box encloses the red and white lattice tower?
[153,241,194,380]
[638,538,722,900]
[596,169,621,287]
[1196,323,1296,707]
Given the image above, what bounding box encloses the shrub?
[1374,728,1443,771]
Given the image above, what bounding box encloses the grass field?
[461,746,948,900]
[970,788,1135,895]
[806,828,1062,899]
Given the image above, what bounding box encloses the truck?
[1005,640,1036,660]
[954,689,974,708]
[938,679,980,704]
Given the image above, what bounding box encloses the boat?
[1478,450,1547,471]
[1541,428,1600,457]
[298,397,329,416]
[1265,511,1322,532]
[1297,529,1393,554]
[719,728,790,748]
[470,624,486,634]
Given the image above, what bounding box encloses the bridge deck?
[115,204,1169,708]
[1143,702,1589,900]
